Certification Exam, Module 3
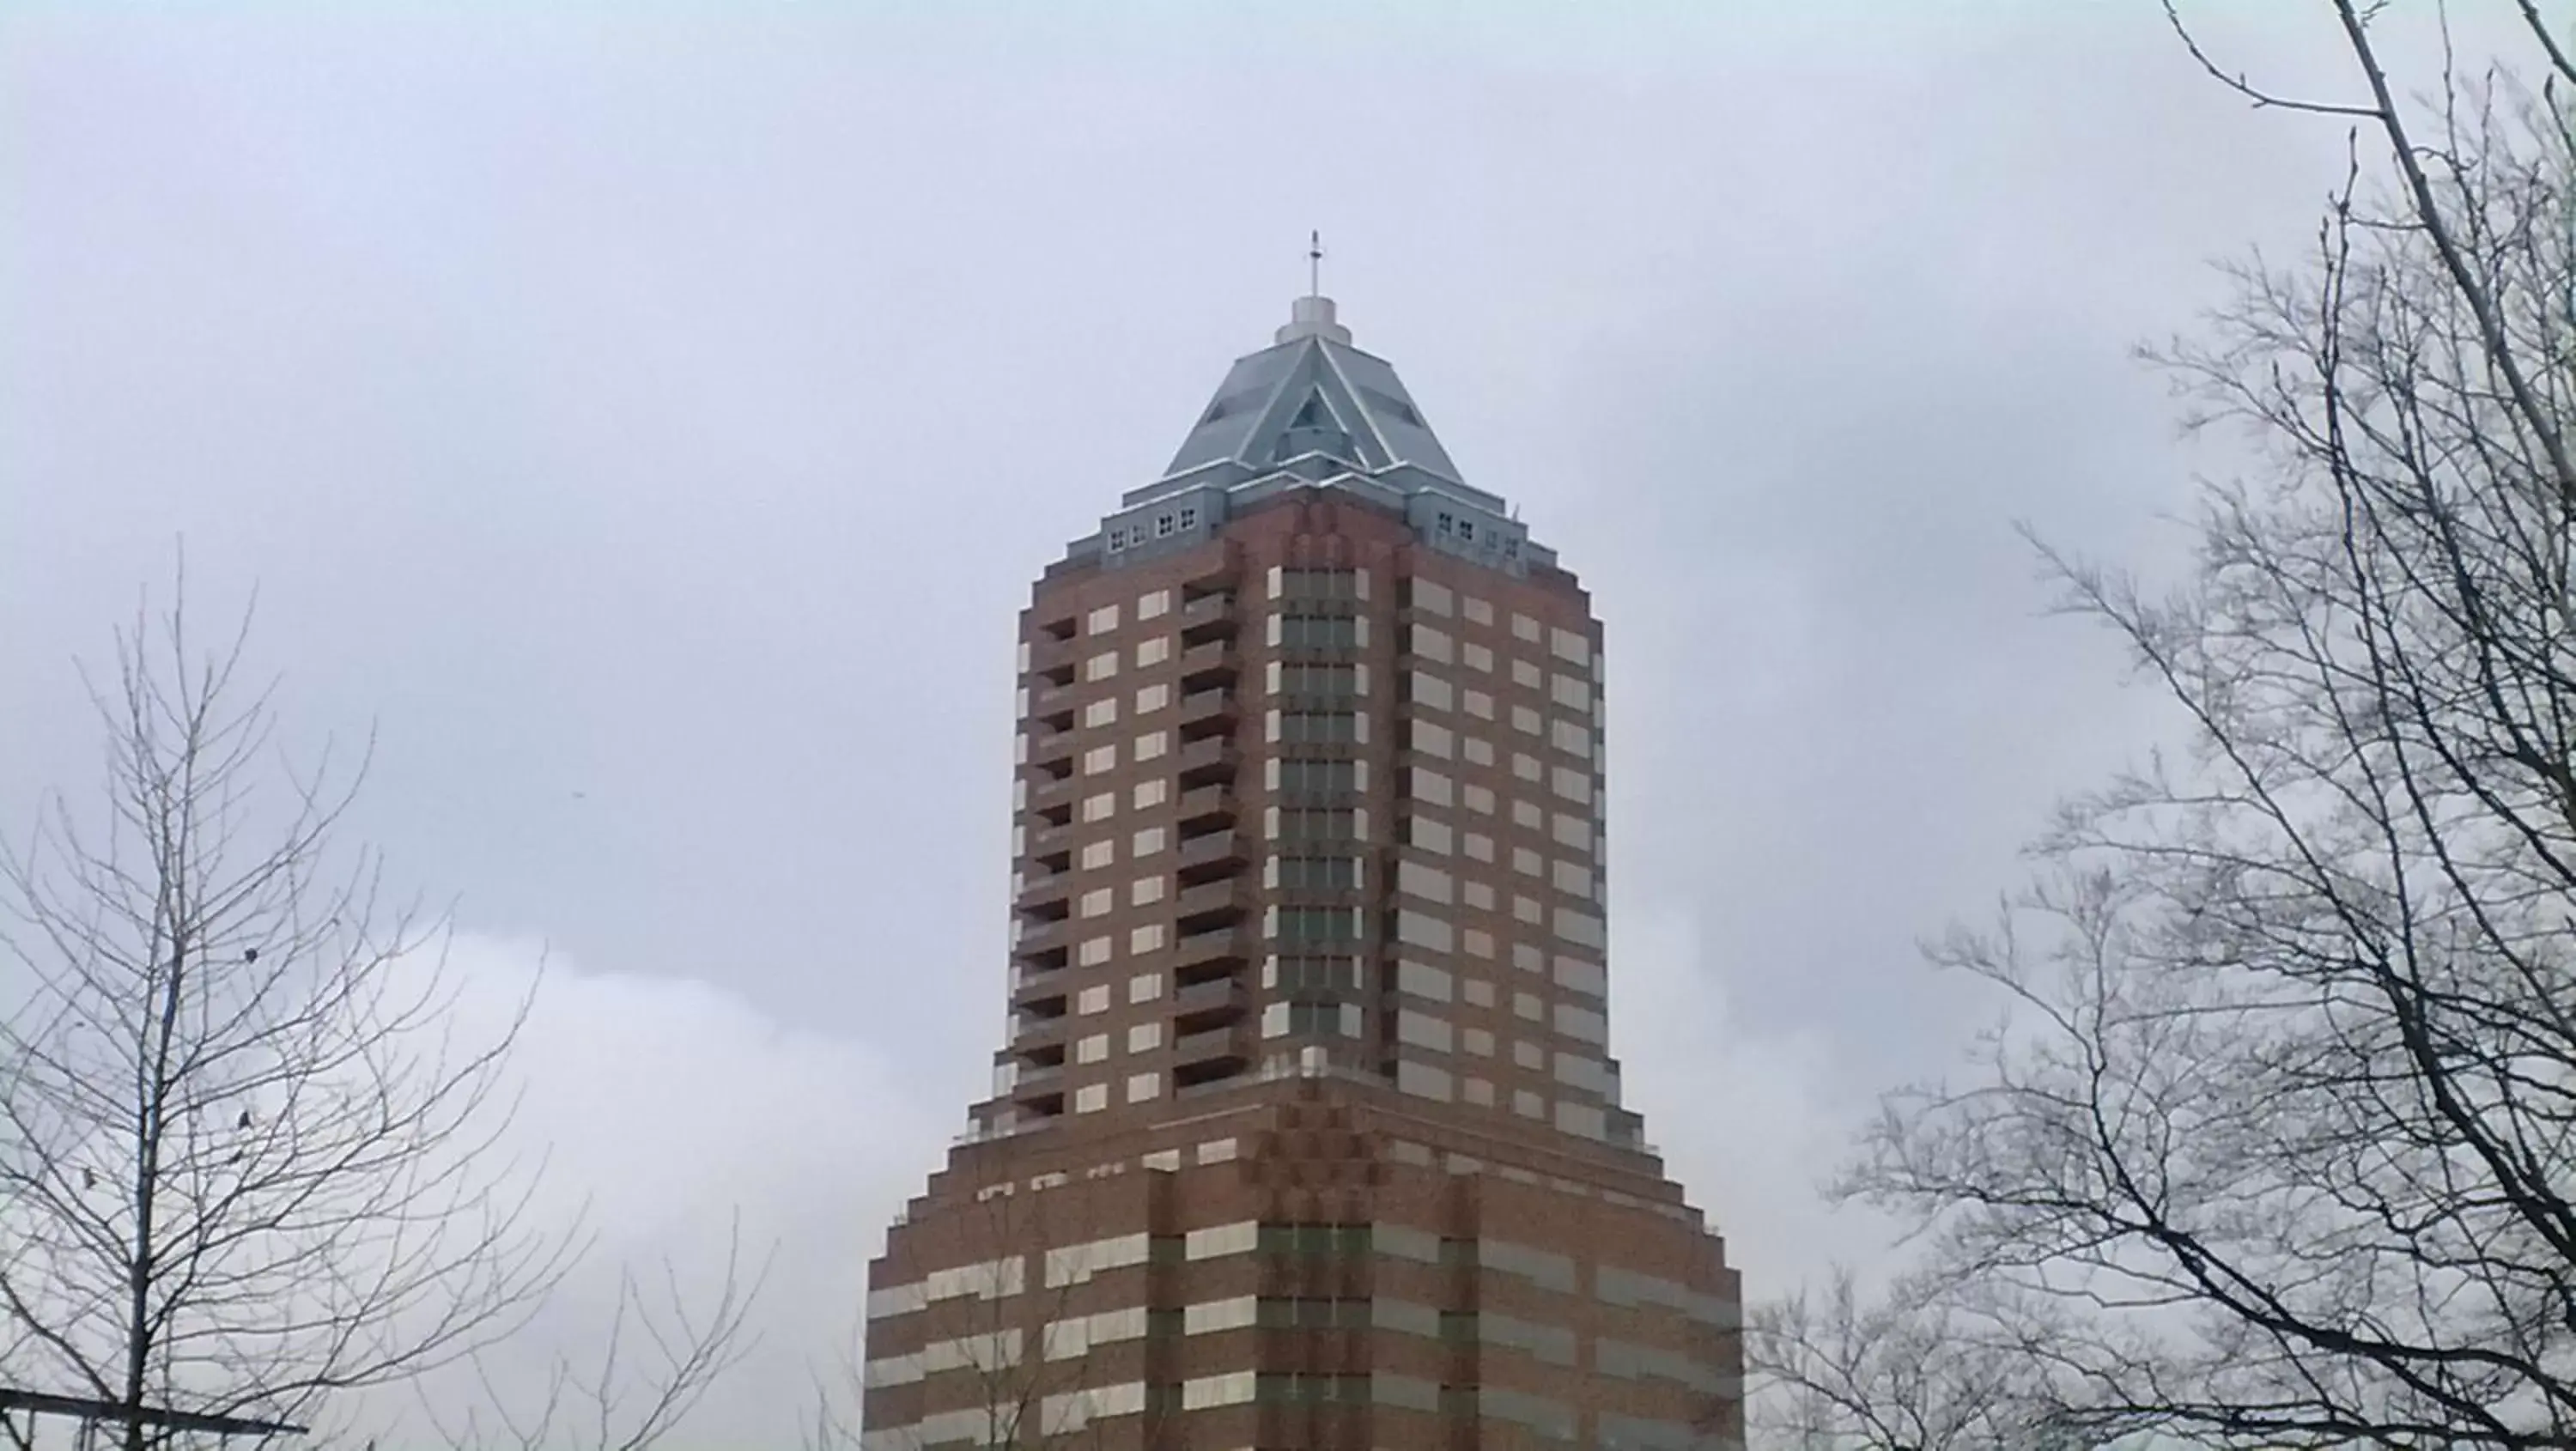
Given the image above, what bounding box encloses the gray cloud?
[0,3,2491,1442]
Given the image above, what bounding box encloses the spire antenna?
[1307,230,1324,298]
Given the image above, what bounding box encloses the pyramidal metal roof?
[1161,295,1464,486]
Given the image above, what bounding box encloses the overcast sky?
[0,2,2498,1442]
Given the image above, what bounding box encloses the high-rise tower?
[861,294,1743,1451]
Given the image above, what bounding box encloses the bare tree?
[1758,3,2576,1447]
[0,576,752,1449]
[429,1217,769,1451]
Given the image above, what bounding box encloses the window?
[1077,1033,1109,1063]
[1397,1011,1453,1052]
[1134,730,1169,762]
[1259,1223,1373,1257]
[1083,744,1118,775]
[1129,923,1165,953]
[1463,596,1493,625]
[1276,907,1359,943]
[1552,859,1591,897]
[1279,808,1357,841]
[1554,1004,1608,1043]
[1462,977,1497,1008]
[1137,589,1170,620]
[1463,1076,1496,1106]
[1513,942,1544,973]
[1397,859,1454,904]
[1552,672,1589,709]
[1463,785,1497,815]
[1462,736,1494,767]
[1086,652,1120,682]
[1552,766,1592,803]
[1279,662,1358,696]
[1129,972,1163,1003]
[1513,753,1543,783]
[1080,840,1116,870]
[1397,960,1455,1001]
[1461,928,1494,960]
[1127,1072,1161,1103]
[1554,902,1607,944]
[1259,1297,1375,1329]
[1136,637,1172,668]
[1134,683,1170,713]
[1280,710,1358,744]
[1511,613,1541,643]
[1132,780,1167,810]
[1410,816,1453,854]
[1412,720,1455,759]
[1277,856,1360,890]
[1513,847,1543,877]
[1132,825,1167,856]
[1396,1059,1454,1101]
[1130,876,1165,906]
[1082,792,1116,823]
[1078,888,1113,918]
[1554,956,1606,996]
[1279,568,1358,600]
[1088,604,1121,635]
[1279,759,1358,795]
[1411,768,1453,806]
[1552,812,1589,851]
[1275,956,1358,992]
[1513,800,1544,829]
[1464,642,1494,673]
[1463,1026,1495,1056]
[1084,697,1119,728]
[1463,689,1494,719]
[1514,895,1543,925]
[1515,993,1543,1023]
[1411,623,1455,664]
[1266,1000,1354,1037]
[1463,832,1496,864]
[1513,1090,1545,1120]
[1078,986,1112,1015]
[1279,615,1359,649]
[1076,1084,1109,1113]
[1411,671,1454,712]
[1397,912,1455,954]
[1511,659,1541,689]
[1551,719,1590,757]
[1412,579,1454,616]
[1462,880,1496,911]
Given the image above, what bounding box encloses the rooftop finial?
[1278,230,1352,345]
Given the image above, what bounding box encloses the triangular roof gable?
[1161,309,1464,486]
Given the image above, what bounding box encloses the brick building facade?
[860,294,1744,1450]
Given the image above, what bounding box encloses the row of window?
[1054,571,1585,662]
[1410,670,1596,756]
[1410,621,1597,701]
[1407,577,1591,668]
[1069,680,1174,728]
[1101,504,1200,553]
[873,1224,1729,1327]
[1078,634,1172,683]
[1398,840,1600,908]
